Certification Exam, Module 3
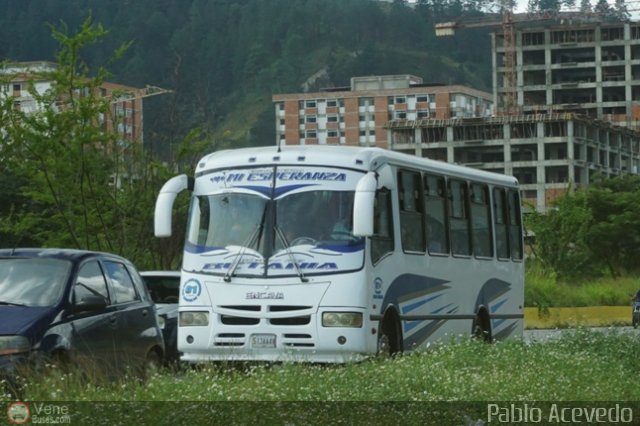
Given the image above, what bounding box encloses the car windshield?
[0,258,71,307]
[142,275,180,304]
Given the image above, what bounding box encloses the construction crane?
[435,1,553,115]
[435,1,640,115]
[110,85,173,104]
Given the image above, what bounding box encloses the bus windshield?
[184,185,364,278]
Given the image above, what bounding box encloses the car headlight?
[322,312,363,328]
[157,315,166,330]
[179,311,209,327]
[0,336,31,355]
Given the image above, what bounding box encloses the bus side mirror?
[353,172,377,237]
[155,174,191,237]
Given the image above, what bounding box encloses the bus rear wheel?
[472,312,492,343]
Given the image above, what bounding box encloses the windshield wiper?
[274,226,308,283]
[0,300,27,307]
[224,223,263,282]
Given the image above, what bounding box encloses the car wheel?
[142,349,162,379]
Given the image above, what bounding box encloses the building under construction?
[387,113,640,212]
[387,18,640,212]
[492,20,640,126]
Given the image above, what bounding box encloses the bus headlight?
[0,336,30,355]
[322,312,363,328]
[179,311,209,327]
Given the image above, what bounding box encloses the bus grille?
[217,305,313,326]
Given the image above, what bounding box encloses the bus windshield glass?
[183,166,365,278]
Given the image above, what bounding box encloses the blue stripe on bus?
[235,184,316,198]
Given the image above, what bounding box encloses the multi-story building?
[492,20,640,127]
[272,75,493,147]
[1,61,145,145]
[277,21,640,213]
[387,113,640,212]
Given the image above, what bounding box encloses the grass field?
[4,329,638,425]
[524,306,631,329]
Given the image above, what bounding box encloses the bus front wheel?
[377,315,402,357]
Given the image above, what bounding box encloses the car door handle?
[141,309,148,317]
[109,315,117,324]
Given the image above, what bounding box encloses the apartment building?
[272,75,493,147]
[492,20,640,127]
[1,61,144,145]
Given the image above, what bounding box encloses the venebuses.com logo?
[6,402,30,424]
[6,401,71,424]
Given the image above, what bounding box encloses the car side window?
[103,261,139,304]
[75,261,110,303]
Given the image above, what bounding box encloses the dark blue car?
[0,248,164,379]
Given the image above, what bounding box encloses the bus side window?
[424,174,449,254]
[448,179,471,256]
[508,190,523,260]
[470,183,493,258]
[493,188,510,260]
[398,170,426,253]
[371,188,394,264]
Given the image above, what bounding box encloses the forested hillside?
[0,0,493,159]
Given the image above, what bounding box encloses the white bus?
[154,145,524,363]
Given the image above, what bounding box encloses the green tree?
[584,176,640,276]
[527,190,597,279]
[580,0,592,12]
[0,17,184,269]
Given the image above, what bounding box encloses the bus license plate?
[251,334,276,348]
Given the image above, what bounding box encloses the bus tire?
[377,312,402,357]
[472,309,492,343]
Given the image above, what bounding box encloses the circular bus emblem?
[182,279,202,302]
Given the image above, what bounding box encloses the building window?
[305,100,316,108]
[327,115,338,122]
[328,130,338,137]
[417,95,429,103]
[395,96,406,104]
[327,99,337,107]
[306,130,317,138]
[396,111,407,119]
[306,116,317,123]
[359,97,373,107]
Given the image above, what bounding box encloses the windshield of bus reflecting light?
[184,166,365,278]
